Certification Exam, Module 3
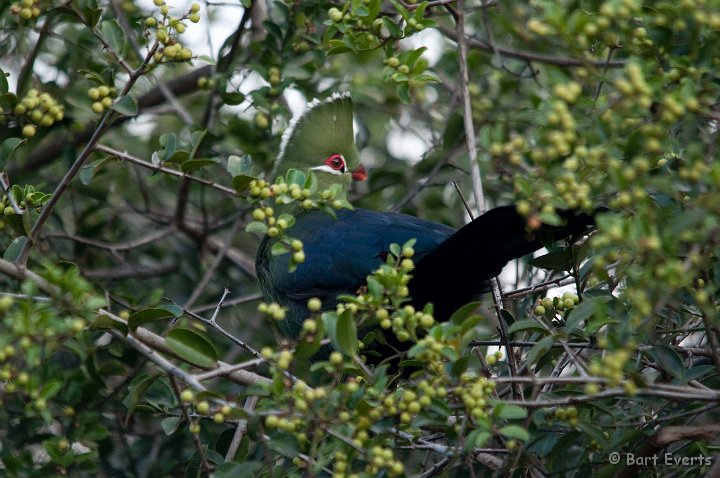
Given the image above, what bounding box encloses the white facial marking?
[310,165,344,175]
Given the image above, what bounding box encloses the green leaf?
[82,2,102,26]
[267,434,299,458]
[529,249,574,272]
[0,137,26,170]
[0,68,8,94]
[161,416,182,435]
[450,301,481,325]
[493,404,528,419]
[212,462,263,478]
[389,0,410,19]
[245,221,268,234]
[396,82,411,104]
[220,91,246,105]
[126,374,160,419]
[164,150,189,164]
[181,159,217,173]
[80,157,110,185]
[564,295,612,330]
[336,309,358,356]
[382,17,402,38]
[101,20,126,54]
[525,335,555,366]
[165,328,218,368]
[3,236,28,262]
[40,380,62,399]
[499,425,530,441]
[508,319,548,335]
[465,429,491,451]
[197,55,216,65]
[277,214,295,228]
[111,95,138,116]
[189,130,207,159]
[91,313,128,335]
[285,168,306,186]
[271,242,289,256]
[232,174,255,191]
[128,307,179,330]
[227,155,252,177]
[303,170,318,193]
[405,46,427,67]
[646,345,687,383]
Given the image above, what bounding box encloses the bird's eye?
[325,154,346,172]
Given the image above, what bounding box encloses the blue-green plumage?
[256,208,454,337]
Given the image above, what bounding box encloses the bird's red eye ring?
[325,154,346,172]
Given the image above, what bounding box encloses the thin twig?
[225,396,259,461]
[45,225,177,251]
[184,219,243,310]
[448,1,521,401]
[170,377,213,475]
[95,144,237,196]
[0,173,24,215]
[439,25,627,68]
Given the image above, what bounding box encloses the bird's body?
[256,205,594,338]
[256,208,455,337]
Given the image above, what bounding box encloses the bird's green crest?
[275,92,360,192]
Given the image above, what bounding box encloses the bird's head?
[275,92,366,194]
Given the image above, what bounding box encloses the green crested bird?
[256,93,594,342]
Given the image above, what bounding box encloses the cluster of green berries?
[13,89,64,138]
[87,85,117,115]
[147,1,200,63]
[613,63,652,112]
[587,348,632,389]
[379,303,434,343]
[267,66,281,86]
[261,345,294,370]
[485,349,504,366]
[467,83,494,119]
[9,0,41,21]
[542,100,577,160]
[249,179,346,212]
[534,292,581,319]
[257,301,287,321]
[553,81,582,104]
[264,380,327,438]
[457,373,495,421]
[386,383,441,425]
[0,187,49,232]
[550,405,579,427]
[327,4,385,37]
[384,56,412,84]
[254,111,269,129]
[413,334,454,374]
[526,18,553,37]
[180,389,234,428]
[361,445,404,476]
[489,135,527,166]
[196,76,216,90]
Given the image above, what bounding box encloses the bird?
[255,93,595,346]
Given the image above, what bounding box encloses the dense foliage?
[1,0,719,476]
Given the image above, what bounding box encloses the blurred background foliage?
[0,0,719,476]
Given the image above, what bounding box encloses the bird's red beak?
[352,164,367,181]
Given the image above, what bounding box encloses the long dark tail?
[408,205,596,321]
